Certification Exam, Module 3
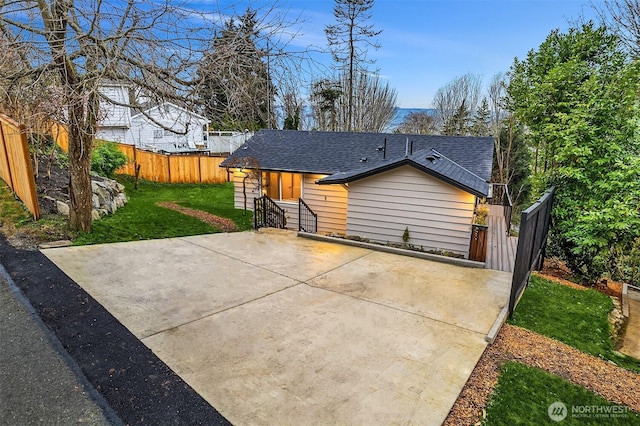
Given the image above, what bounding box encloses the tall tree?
[325,0,381,131]
[395,111,438,135]
[310,79,343,131]
[0,0,216,231]
[596,0,640,57]
[197,9,276,131]
[311,71,396,132]
[337,71,396,132]
[508,22,640,283]
[432,73,482,135]
[470,98,491,136]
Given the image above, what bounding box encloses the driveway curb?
[298,231,486,269]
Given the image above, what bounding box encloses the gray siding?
[231,172,348,233]
[302,175,348,234]
[346,166,476,257]
[230,172,302,231]
[232,172,260,212]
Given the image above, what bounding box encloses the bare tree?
[0,1,303,231]
[395,111,438,135]
[432,73,482,135]
[311,71,396,132]
[595,0,640,57]
[325,0,381,131]
[337,71,396,132]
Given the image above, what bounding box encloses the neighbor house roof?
[130,102,210,123]
[221,130,494,197]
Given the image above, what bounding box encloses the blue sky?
[286,0,599,108]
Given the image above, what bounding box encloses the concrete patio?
[42,229,512,425]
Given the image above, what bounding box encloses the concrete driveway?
[43,229,511,425]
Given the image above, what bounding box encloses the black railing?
[508,186,555,317]
[298,198,318,233]
[489,183,513,234]
[254,195,286,230]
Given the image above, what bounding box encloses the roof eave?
[318,159,489,197]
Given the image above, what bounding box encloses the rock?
[56,201,69,216]
[39,240,73,249]
[55,176,126,220]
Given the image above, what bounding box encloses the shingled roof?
[220,130,494,197]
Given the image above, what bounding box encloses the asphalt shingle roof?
[221,130,494,197]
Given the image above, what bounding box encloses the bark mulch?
[444,324,640,425]
[156,202,237,232]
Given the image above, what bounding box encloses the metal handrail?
[489,183,513,233]
[254,195,286,229]
[298,198,318,233]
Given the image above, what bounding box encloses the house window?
[262,172,301,201]
[153,130,163,139]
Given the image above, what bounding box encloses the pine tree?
[325,0,381,131]
[198,9,276,130]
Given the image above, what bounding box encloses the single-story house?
[220,130,494,259]
[95,84,210,151]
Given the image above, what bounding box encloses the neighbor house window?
[262,172,301,201]
[153,130,163,139]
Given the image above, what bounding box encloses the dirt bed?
[156,202,237,232]
[444,324,640,425]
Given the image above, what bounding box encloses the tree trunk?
[67,117,94,232]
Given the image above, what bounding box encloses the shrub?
[474,203,489,226]
[91,141,127,178]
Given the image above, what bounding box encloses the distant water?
[387,107,436,132]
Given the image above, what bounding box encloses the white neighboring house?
[95,85,210,151]
[96,84,132,143]
[131,103,210,151]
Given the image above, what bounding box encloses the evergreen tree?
[470,98,491,136]
[325,0,381,131]
[198,9,276,130]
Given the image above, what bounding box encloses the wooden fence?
[0,114,40,219]
[52,125,228,184]
[118,146,229,184]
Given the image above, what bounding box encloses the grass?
[483,362,640,425]
[0,181,72,242]
[0,182,33,227]
[74,175,253,245]
[508,275,640,372]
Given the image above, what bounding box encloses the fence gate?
[508,186,555,317]
[254,195,286,230]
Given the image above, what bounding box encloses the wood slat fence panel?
[0,114,40,219]
[50,124,229,184]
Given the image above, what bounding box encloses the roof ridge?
[427,149,488,182]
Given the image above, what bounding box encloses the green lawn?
[0,182,72,242]
[74,176,253,245]
[0,181,32,227]
[483,362,640,426]
[508,275,640,372]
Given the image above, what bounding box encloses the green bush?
[91,141,127,178]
